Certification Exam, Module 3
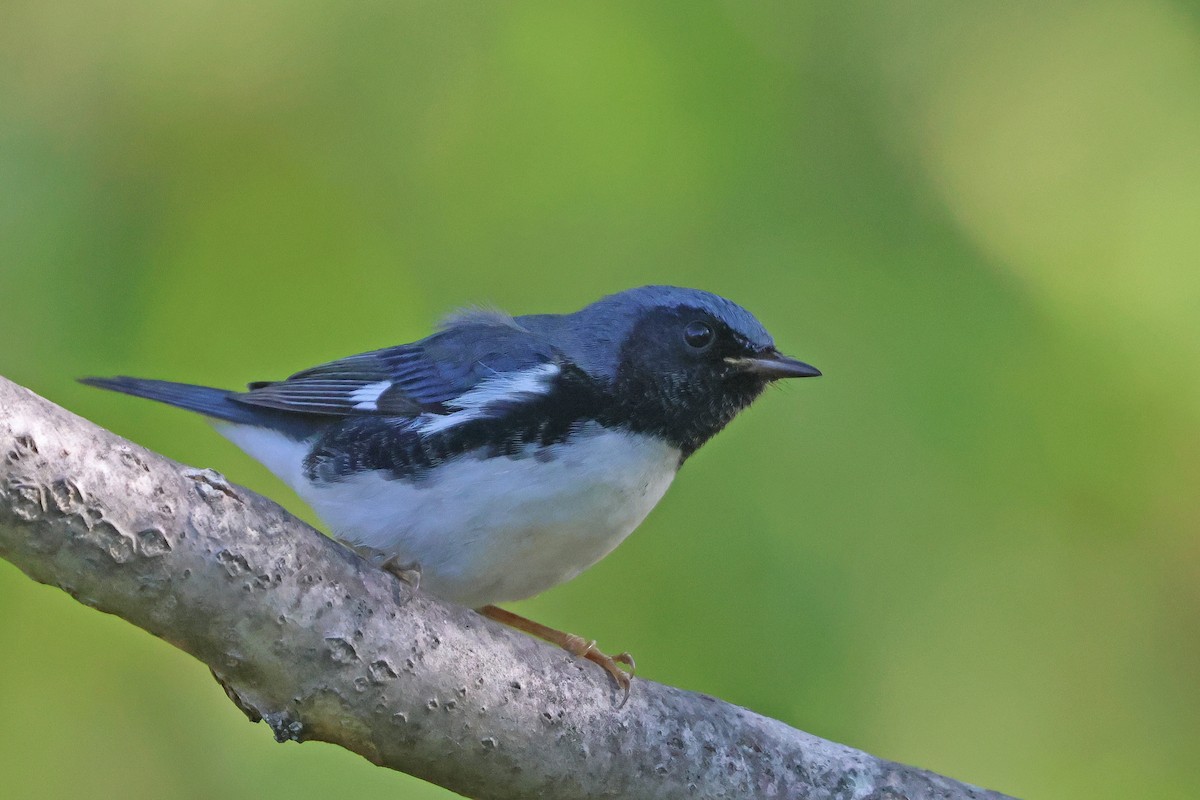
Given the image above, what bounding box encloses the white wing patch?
[350,380,392,411]
[418,363,560,434]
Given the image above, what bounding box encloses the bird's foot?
[562,634,636,707]
[479,605,636,707]
[352,544,422,590]
[379,556,421,590]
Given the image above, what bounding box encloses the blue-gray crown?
[517,285,776,382]
[586,286,774,348]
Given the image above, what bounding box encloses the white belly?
[217,422,680,607]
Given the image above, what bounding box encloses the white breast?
[216,422,680,608]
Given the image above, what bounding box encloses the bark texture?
[0,376,1015,800]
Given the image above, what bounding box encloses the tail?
[80,376,307,432]
[83,376,320,490]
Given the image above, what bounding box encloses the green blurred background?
[2,2,1198,798]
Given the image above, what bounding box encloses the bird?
[82,285,820,702]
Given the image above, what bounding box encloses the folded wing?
[231,315,564,427]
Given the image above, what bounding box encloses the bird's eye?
[683,321,715,350]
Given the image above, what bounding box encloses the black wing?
[231,316,562,419]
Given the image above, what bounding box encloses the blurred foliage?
[2,2,1199,798]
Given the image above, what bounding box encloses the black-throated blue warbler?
[83,285,820,701]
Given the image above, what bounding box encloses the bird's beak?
[726,351,822,380]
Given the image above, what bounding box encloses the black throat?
[599,368,766,460]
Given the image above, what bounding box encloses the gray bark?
[0,375,1015,800]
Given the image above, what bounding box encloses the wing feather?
[229,316,562,421]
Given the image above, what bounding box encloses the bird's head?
[553,286,820,458]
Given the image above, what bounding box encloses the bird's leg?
[478,605,636,706]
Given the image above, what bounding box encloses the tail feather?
[79,376,315,436]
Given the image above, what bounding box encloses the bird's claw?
[349,544,421,590]
[564,634,637,707]
[379,556,422,590]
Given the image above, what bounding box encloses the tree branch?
[0,376,1015,800]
